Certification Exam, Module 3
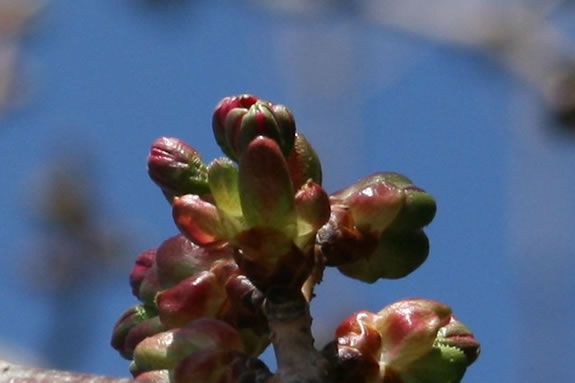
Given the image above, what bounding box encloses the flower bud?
[148,137,209,198]
[155,234,233,288]
[374,299,452,372]
[332,174,406,234]
[212,95,259,159]
[337,230,429,283]
[212,95,296,161]
[138,264,163,306]
[132,319,244,372]
[130,249,157,298]
[294,180,331,249]
[286,132,322,189]
[156,270,227,328]
[238,136,296,237]
[123,317,166,360]
[387,186,436,233]
[111,304,157,359]
[172,195,225,246]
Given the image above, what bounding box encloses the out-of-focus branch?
[0,360,131,383]
[361,0,575,124]
[0,0,43,113]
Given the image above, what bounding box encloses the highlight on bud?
[148,137,210,198]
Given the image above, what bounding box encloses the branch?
[264,290,331,383]
[0,360,131,383]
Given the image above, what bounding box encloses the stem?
[0,360,131,383]
[264,290,331,383]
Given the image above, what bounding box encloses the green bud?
[286,132,322,189]
[238,136,296,237]
[132,319,244,372]
[338,230,429,283]
[111,304,157,359]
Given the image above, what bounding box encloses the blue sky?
[1,1,574,382]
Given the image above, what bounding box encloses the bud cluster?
[326,299,480,383]
[112,94,480,383]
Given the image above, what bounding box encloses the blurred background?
[1,0,575,381]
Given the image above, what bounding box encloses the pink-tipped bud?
[155,234,233,288]
[212,95,259,159]
[156,270,227,328]
[130,249,157,298]
[212,95,296,161]
[332,174,405,235]
[374,299,452,371]
[148,137,209,198]
[295,180,331,233]
[172,195,225,246]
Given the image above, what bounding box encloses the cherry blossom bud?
[286,132,323,189]
[130,249,156,298]
[238,136,296,237]
[332,174,406,234]
[155,234,233,288]
[132,319,245,373]
[337,230,429,282]
[111,304,157,359]
[138,264,162,306]
[388,186,436,233]
[148,137,209,198]
[212,95,259,159]
[123,317,166,360]
[295,181,331,232]
[212,95,296,161]
[172,195,225,246]
[156,270,227,328]
[374,299,452,372]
